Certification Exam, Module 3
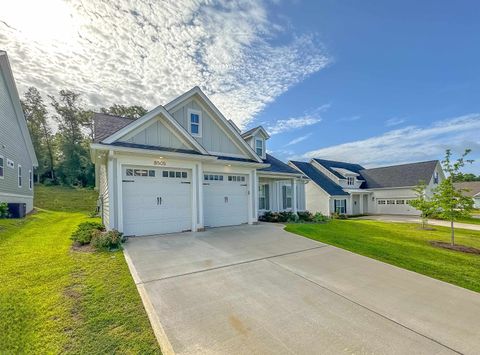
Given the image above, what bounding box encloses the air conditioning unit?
[8,203,26,218]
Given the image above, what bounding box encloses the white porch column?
[107,152,115,230]
[347,195,353,215]
[197,163,204,230]
[292,179,297,213]
[359,193,364,214]
[253,169,258,222]
[191,162,198,232]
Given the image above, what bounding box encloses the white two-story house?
[289,158,444,216]
[91,87,306,236]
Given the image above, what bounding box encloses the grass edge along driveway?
[0,210,161,354]
[286,220,480,293]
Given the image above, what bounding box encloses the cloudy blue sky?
[1,0,479,173]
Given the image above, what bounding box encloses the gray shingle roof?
[453,181,480,197]
[313,159,365,179]
[93,113,136,143]
[290,161,349,195]
[360,160,439,188]
[259,154,303,175]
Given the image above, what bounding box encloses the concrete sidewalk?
[354,214,480,231]
[124,223,480,354]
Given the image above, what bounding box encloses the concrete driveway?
[354,214,480,231]
[124,223,480,355]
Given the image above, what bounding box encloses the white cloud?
[385,117,406,126]
[266,104,328,135]
[0,0,330,129]
[298,114,480,168]
[286,133,312,146]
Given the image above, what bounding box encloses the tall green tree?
[100,104,147,119]
[21,87,57,183]
[453,172,480,182]
[50,90,94,187]
[408,181,438,229]
[432,149,474,245]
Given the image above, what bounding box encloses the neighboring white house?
[454,181,480,209]
[0,51,38,213]
[91,86,306,236]
[289,158,444,216]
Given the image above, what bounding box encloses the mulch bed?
[430,241,480,255]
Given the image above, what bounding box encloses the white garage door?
[203,173,249,228]
[376,199,418,215]
[122,166,192,236]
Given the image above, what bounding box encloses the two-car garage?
[121,166,250,236]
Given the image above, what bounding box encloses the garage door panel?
[204,173,248,228]
[376,198,418,215]
[122,167,192,236]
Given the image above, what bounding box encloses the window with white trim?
[188,109,202,137]
[259,183,270,210]
[347,176,355,185]
[29,170,33,190]
[0,156,3,178]
[386,199,395,205]
[255,138,264,157]
[378,200,386,205]
[18,165,22,187]
[282,185,292,209]
[396,199,405,204]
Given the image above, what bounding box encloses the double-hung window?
[259,184,270,210]
[255,138,264,157]
[18,165,22,188]
[0,156,3,178]
[334,199,346,214]
[282,185,292,210]
[347,176,355,185]
[188,109,202,137]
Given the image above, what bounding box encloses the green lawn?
[286,220,480,293]
[34,184,99,213]
[0,188,160,353]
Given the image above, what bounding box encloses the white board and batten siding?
[169,99,246,157]
[118,118,190,150]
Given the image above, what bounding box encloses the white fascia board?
[0,52,38,166]
[257,171,306,179]
[212,160,270,169]
[102,105,209,155]
[165,86,263,163]
[90,143,216,161]
[367,186,416,190]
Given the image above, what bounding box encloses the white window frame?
[282,185,292,210]
[334,199,346,214]
[347,176,355,186]
[18,165,22,188]
[0,155,3,179]
[29,170,33,190]
[258,183,270,210]
[187,108,202,137]
[255,138,264,158]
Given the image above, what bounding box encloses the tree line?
[21,87,146,187]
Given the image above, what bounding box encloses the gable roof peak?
[241,125,270,140]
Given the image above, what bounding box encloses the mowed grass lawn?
[286,220,480,293]
[0,186,160,353]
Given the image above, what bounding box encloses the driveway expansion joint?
[139,245,329,285]
[267,259,463,355]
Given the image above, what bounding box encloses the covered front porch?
[344,190,372,215]
[257,174,306,216]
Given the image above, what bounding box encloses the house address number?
[154,160,167,166]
